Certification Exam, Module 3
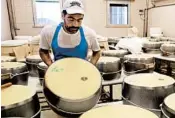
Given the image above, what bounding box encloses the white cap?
[62,0,84,14]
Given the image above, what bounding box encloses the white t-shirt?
[39,24,100,53]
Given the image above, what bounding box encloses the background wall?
[12,0,146,37]
[83,0,146,37]
[1,0,12,41]
[12,0,41,36]
[148,0,175,37]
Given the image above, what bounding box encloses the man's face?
[63,13,84,34]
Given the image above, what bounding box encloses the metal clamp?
[11,71,29,78]
[1,71,29,85]
[160,104,170,118]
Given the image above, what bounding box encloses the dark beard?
[65,26,79,33]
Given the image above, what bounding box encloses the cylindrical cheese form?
[1,62,27,74]
[1,40,28,47]
[102,50,128,58]
[38,62,48,70]
[26,55,42,63]
[1,85,35,106]
[30,35,40,45]
[143,41,162,49]
[96,56,121,73]
[161,43,175,54]
[37,62,48,83]
[26,55,43,76]
[44,58,102,113]
[80,105,159,118]
[124,54,154,64]
[1,85,40,118]
[160,37,171,41]
[164,93,175,114]
[1,62,26,70]
[124,73,175,88]
[108,37,120,42]
[1,56,16,62]
[149,38,161,42]
[122,73,175,111]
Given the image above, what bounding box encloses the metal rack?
[99,77,124,103]
[154,55,175,78]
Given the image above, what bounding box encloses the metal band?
[160,104,170,118]
[122,96,161,112]
[101,69,122,75]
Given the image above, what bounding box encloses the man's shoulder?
[41,25,57,34]
[81,25,96,37]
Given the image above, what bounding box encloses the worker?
[39,0,101,66]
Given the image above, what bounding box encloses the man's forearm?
[90,50,101,65]
[39,48,53,66]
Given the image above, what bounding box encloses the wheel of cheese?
[37,62,48,84]
[80,105,158,118]
[102,50,128,58]
[38,62,48,70]
[1,40,28,47]
[1,62,27,74]
[161,43,175,53]
[149,38,161,42]
[1,56,16,62]
[124,73,175,88]
[96,57,121,73]
[26,55,42,63]
[164,93,175,113]
[30,35,40,45]
[45,58,102,100]
[1,62,26,70]
[1,85,35,106]
[124,54,154,64]
[14,36,32,41]
[143,41,162,49]
[160,37,171,41]
[108,37,120,43]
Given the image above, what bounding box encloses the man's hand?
[39,48,53,66]
[90,50,101,65]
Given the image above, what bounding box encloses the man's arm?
[90,50,101,65]
[39,25,55,66]
[39,48,53,66]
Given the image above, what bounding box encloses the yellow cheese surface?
[1,62,26,69]
[1,85,35,106]
[164,93,175,111]
[124,73,175,87]
[1,56,15,62]
[45,58,101,100]
[80,105,158,118]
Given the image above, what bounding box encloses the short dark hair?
[62,10,67,16]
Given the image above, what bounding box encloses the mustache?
[66,26,79,31]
